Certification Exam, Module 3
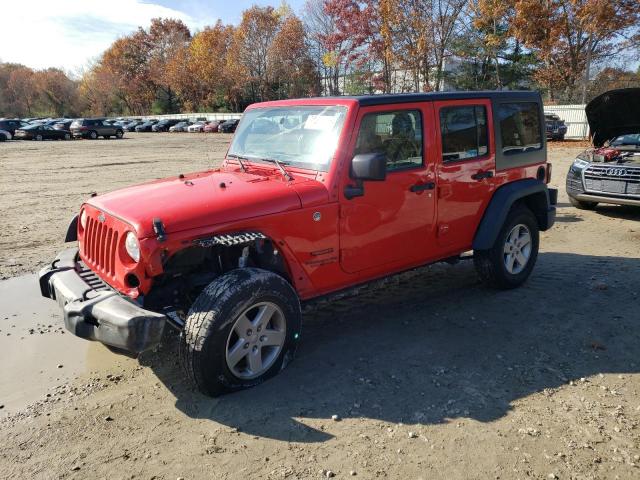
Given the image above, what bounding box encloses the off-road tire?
[180,268,301,397]
[569,196,597,210]
[89,131,98,140]
[474,205,539,289]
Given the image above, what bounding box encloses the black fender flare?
[472,179,556,250]
[65,215,78,242]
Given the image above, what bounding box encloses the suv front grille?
[584,165,640,197]
[81,215,119,278]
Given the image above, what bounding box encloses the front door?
[339,104,437,274]
[434,98,496,250]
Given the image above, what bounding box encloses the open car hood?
[586,88,640,147]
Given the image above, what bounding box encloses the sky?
[0,0,306,76]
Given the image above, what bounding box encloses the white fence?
[544,104,588,139]
[117,112,242,122]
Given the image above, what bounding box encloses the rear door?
[434,98,496,250]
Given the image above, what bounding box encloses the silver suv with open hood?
[566,88,640,209]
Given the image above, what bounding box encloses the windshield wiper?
[258,157,293,181]
[227,153,247,172]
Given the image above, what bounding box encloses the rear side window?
[440,106,488,162]
[355,110,423,171]
[498,102,542,155]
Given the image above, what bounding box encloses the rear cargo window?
[498,102,542,155]
[355,110,423,171]
[440,106,488,162]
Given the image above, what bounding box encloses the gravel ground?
[1,135,639,479]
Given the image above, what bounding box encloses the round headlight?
[80,210,87,230]
[125,232,140,263]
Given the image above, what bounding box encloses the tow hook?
[153,218,167,242]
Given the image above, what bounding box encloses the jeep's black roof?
[329,90,541,107]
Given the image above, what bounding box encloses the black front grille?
[76,261,112,292]
[584,165,640,197]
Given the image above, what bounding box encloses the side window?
[440,106,488,162]
[355,110,423,171]
[498,102,542,155]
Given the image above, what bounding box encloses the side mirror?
[351,152,387,181]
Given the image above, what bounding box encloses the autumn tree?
[234,6,281,102]
[5,67,38,117]
[36,68,80,117]
[512,0,640,102]
[146,18,192,112]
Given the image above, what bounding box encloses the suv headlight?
[572,158,590,170]
[125,232,140,262]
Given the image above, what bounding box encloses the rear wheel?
[64,133,70,140]
[35,134,43,141]
[180,268,301,396]
[474,205,539,289]
[569,196,597,210]
[89,130,98,140]
[115,130,124,139]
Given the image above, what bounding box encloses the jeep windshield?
[228,105,348,172]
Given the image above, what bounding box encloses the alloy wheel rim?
[503,224,532,275]
[225,301,286,380]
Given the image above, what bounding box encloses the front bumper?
[573,193,640,207]
[38,248,166,354]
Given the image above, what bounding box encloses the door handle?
[471,170,494,180]
[410,182,436,192]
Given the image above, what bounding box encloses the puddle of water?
[0,274,137,415]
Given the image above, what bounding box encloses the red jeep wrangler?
[40,92,557,396]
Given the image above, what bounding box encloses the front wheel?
[35,134,43,141]
[115,130,123,139]
[89,131,98,140]
[474,205,539,289]
[180,268,301,396]
[64,133,70,140]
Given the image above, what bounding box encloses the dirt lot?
[1,135,640,480]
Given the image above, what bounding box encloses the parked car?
[544,113,567,141]
[135,120,158,132]
[152,119,180,132]
[124,121,142,132]
[53,120,74,131]
[0,119,31,136]
[218,119,240,133]
[187,121,209,133]
[566,87,640,209]
[71,118,124,139]
[14,124,71,140]
[0,129,11,141]
[169,121,193,132]
[39,91,556,396]
[203,121,221,133]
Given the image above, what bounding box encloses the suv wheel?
[474,205,539,289]
[35,134,43,141]
[89,131,98,140]
[64,133,71,140]
[180,268,301,396]
[115,130,124,139]
[569,196,597,210]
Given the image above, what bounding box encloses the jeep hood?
[87,168,326,238]
[586,88,640,147]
